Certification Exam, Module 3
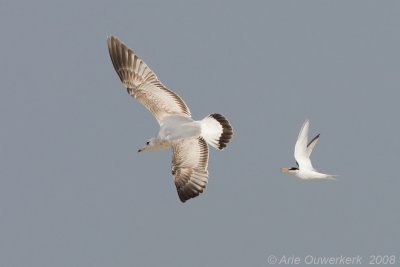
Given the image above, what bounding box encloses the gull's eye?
[146,141,150,145]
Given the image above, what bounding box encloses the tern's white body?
[294,169,334,180]
[282,119,335,180]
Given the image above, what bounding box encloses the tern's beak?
[281,167,289,173]
[138,147,144,153]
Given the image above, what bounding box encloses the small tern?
[282,119,335,180]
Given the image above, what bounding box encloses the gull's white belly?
[158,115,201,141]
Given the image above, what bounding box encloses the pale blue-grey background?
[1,1,399,266]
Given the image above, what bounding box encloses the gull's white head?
[138,138,170,152]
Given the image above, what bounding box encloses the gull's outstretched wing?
[306,134,320,157]
[107,36,191,124]
[294,119,314,170]
[171,137,209,203]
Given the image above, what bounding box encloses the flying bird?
[107,36,233,202]
[281,119,335,179]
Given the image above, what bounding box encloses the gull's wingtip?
[107,35,120,44]
[107,35,116,39]
[106,36,115,47]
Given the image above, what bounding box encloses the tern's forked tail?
[200,114,233,150]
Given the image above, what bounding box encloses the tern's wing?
[171,137,209,203]
[107,36,191,125]
[306,134,320,157]
[294,119,314,170]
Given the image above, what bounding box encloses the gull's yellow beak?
[281,167,290,173]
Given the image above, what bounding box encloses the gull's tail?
[200,114,233,150]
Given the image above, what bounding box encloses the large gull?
[107,36,233,202]
[281,119,335,180]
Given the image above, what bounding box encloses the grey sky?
[1,1,399,266]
